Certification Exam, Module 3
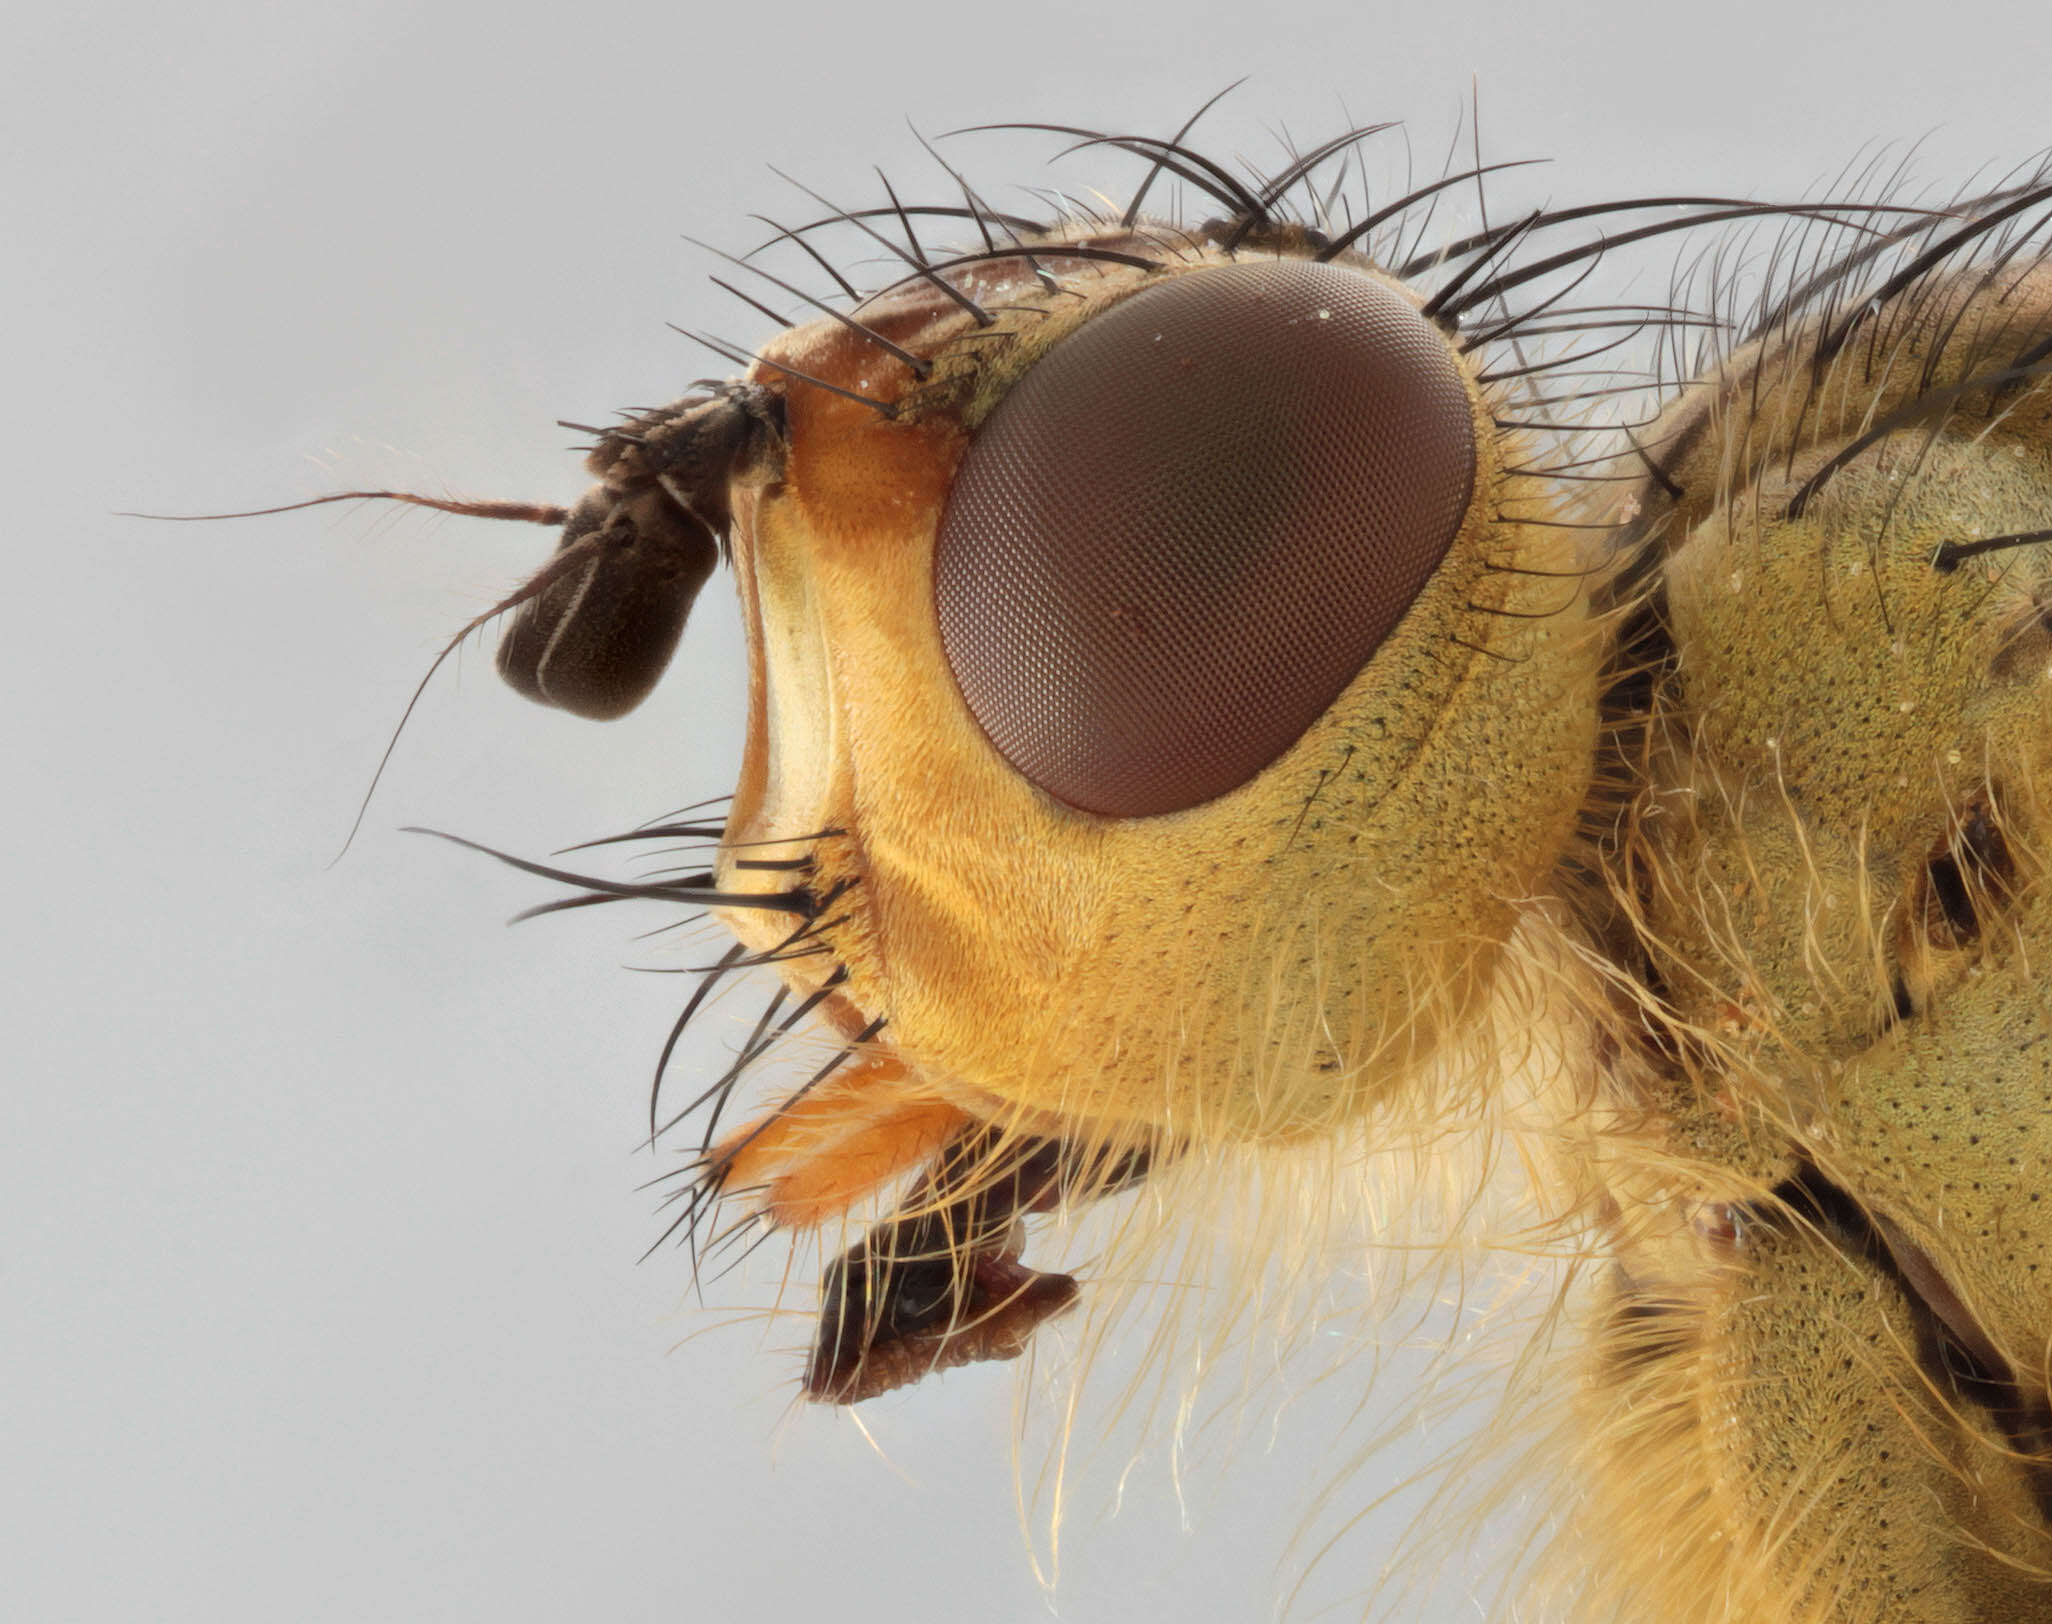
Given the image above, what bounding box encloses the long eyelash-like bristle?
[767,166,995,328]
[684,235,934,376]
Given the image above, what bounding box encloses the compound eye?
[935,259,1475,818]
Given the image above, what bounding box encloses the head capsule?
[704,225,1603,1147]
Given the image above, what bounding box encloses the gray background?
[10,2,2049,1620]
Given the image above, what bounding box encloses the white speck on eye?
[1316,308,1332,320]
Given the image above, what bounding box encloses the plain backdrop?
[10,2,2052,1620]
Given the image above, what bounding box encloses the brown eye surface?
[935,259,1476,818]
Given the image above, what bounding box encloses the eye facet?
[934,258,1476,818]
